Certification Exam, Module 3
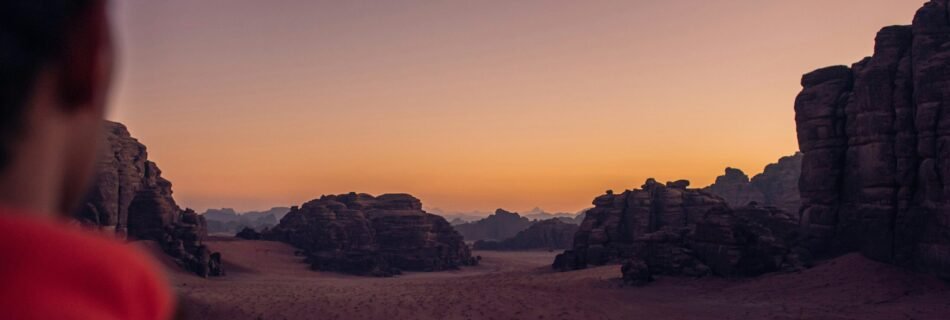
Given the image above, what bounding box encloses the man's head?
[0,0,113,215]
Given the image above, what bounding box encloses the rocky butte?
[796,0,950,279]
[264,193,477,276]
[76,121,224,277]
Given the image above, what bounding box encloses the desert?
[157,239,949,320]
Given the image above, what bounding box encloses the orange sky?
[109,0,926,214]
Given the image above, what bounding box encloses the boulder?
[620,258,653,286]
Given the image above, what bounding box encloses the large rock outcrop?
[472,219,578,251]
[264,193,477,276]
[453,209,534,241]
[704,153,802,213]
[554,179,807,282]
[796,0,950,279]
[76,121,223,277]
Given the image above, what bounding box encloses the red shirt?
[0,208,174,320]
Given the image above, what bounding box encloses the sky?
[109,0,926,214]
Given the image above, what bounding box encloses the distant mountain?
[202,207,291,235]
[521,207,578,221]
[473,219,578,251]
[427,208,491,224]
[454,209,534,242]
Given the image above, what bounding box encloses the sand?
[160,239,950,320]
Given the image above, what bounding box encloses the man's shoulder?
[0,211,175,320]
[0,211,155,271]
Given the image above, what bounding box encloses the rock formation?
[795,0,950,279]
[454,209,535,241]
[76,121,223,277]
[235,227,263,240]
[704,153,802,213]
[473,219,578,251]
[704,168,766,208]
[264,193,477,276]
[751,153,803,214]
[553,179,807,282]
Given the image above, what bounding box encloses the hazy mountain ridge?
[202,207,291,235]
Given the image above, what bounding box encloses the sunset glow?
[110,0,925,213]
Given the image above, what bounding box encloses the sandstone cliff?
[704,153,802,214]
[473,219,578,251]
[795,0,950,279]
[264,193,477,276]
[77,121,223,277]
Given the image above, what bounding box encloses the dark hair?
[0,0,93,168]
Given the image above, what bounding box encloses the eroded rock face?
[454,209,534,241]
[704,153,802,214]
[265,193,476,276]
[472,219,578,251]
[750,153,803,214]
[796,0,950,279]
[77,121,224,277]
[554,179,807,282]
[705,168,766,208]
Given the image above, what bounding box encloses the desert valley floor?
[143,239,950,320]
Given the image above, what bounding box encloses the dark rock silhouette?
[554,179,807,282]
[704,153,802,213]
[76,121,224,277]
[264,193,477,276]
[796,0,950,279]
[454,209,535,241]
[472,219,578,250]
[235,227,262,240]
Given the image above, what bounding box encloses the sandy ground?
[157,239,950,320]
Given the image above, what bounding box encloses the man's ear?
[59,0,112,111]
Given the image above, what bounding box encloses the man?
[0,1,174,319]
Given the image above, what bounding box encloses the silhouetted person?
[0,1,173,319]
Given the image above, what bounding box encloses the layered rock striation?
[264,193,477,276]
[796,0,950,279]
[77,121,223,277]
[473,219,578,251]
